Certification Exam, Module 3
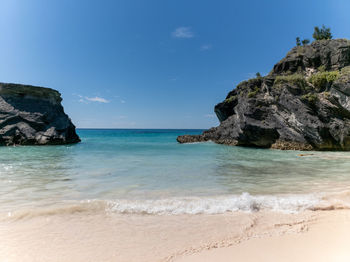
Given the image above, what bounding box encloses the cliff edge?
[0,83,80,145]
[177,39,350,150]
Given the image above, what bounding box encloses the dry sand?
[0,210,349,262]
[176,210,350,262]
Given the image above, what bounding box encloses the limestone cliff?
[178,39,350,150]
[0,83,80,145]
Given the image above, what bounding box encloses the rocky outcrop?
[0,83,80,145]
[177,39,350,150]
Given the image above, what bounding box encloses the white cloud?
[120,99,126,104]
[172,27,194,38]
[77,95,110,104]
[200,44,212,51]
[204,114,216,118]
[85,96,110,103]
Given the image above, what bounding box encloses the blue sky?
[0,0,349,128]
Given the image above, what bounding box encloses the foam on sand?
[3,191,350,221]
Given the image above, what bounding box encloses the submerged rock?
[177,39,350,150]
[0,83,80,145]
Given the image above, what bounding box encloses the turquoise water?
[1,129,350,215]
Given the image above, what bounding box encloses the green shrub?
[237,77,261,90]
[302,39,310,45]
[313,25,332,41]
[317,65,326,72]
[248,87,259,98]
[334,67,350,85]
[340,66,350,75]
[308,71,339,90]
[301,93,318,104]
[274,74,307,88]
[224,95,236,103]
[326,72,339,82]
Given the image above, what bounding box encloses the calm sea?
[1,129,350,217]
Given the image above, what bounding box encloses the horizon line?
[76,127,208,130]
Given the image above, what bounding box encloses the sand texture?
[1,210,349,261]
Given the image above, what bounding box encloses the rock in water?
[0,83,80,145]
[177,39,350,150]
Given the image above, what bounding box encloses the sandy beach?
[176,210,350,262]
[0,209,349,262]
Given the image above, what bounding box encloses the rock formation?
[0,83,80,145]
[177,39,350,150]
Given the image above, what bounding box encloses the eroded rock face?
[177,39,350,150]
[273,39,350,74]
[0,83,80,145]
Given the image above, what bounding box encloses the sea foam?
[108,193,325,215]
[3,192,350,221]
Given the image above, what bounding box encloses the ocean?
[1,128,350,218]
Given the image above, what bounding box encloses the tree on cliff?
[302,39,310,45]
[313,25,332,41]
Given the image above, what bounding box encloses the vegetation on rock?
[312,25,332,41]
[224,95,236,103]
[302,39,310,45]
[341,66,350,75]
[308,71,339,91]
[318,65,326,72]
[247,87,259,98]
[295,25,332,47]
[274,74,307,88]
[178,38,350,151]
[296,37,310,46]
[301,93,318,104]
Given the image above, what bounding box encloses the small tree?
[256,72,262,78]
[296,37,301,46]
[302,39,310,45]
[313,25,332,41]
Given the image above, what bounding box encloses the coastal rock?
[273,39,350,74]
[0,83,80,145]
[177,39,350,150]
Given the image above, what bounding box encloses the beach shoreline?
[1,209,349,262]
[1,130,350,261]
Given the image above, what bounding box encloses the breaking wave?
[108,193,338,214]
[4,192,350,220]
